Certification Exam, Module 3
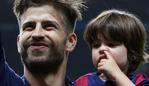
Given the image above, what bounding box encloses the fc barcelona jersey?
[74,72,149,86]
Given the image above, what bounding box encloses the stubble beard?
[20,44,65,75]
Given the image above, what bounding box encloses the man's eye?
[42,22,58,31]
[22,22,35,31]
[23,26,34,31]
[43,25,56,31]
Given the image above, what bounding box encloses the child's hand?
[97,50,123,80]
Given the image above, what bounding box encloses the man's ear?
[17,35,21,53]
[65,33,77,52]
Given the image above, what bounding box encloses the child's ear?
[65,33,77,52]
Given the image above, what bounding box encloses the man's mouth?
[28,43,49,51]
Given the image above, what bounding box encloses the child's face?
[92,40,128,73]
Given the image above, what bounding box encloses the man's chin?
[22,45,65,75]
[23,57,63,75]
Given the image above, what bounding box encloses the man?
[0,0,85,86]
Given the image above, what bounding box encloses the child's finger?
[103,50,113,59]
[98,54,106,62]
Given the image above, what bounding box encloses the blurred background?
[0,0,149,80]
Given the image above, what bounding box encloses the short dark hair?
[84,9,146,75]
[13,0,85,31]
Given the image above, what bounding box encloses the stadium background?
[0,0,149,80]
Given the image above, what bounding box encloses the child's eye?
[107,42,121,47]
[92,43,101,48]
[107,43,115,47]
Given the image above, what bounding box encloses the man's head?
[13,0,84,74]
[14,0,84,32]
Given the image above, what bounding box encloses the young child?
[74,9,149,86]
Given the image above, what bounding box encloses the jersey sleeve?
[135,73,149,86]
[0,31,27,86]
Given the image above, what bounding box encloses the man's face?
[17,5,72,74]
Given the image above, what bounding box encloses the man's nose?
[32,24,44,41]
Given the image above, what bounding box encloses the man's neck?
[24,60,67,86]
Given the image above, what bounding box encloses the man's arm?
[0,31,5,65]
[0,31,28,86]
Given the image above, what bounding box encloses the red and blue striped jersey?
[74,72,149,86]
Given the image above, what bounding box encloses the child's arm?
[111,70,135,86]
[97,51,135,86]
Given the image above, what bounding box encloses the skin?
[17,5,77,86]
[92,40,135,86]
[18,5,67,64]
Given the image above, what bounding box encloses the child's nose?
[99,44,109,54]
